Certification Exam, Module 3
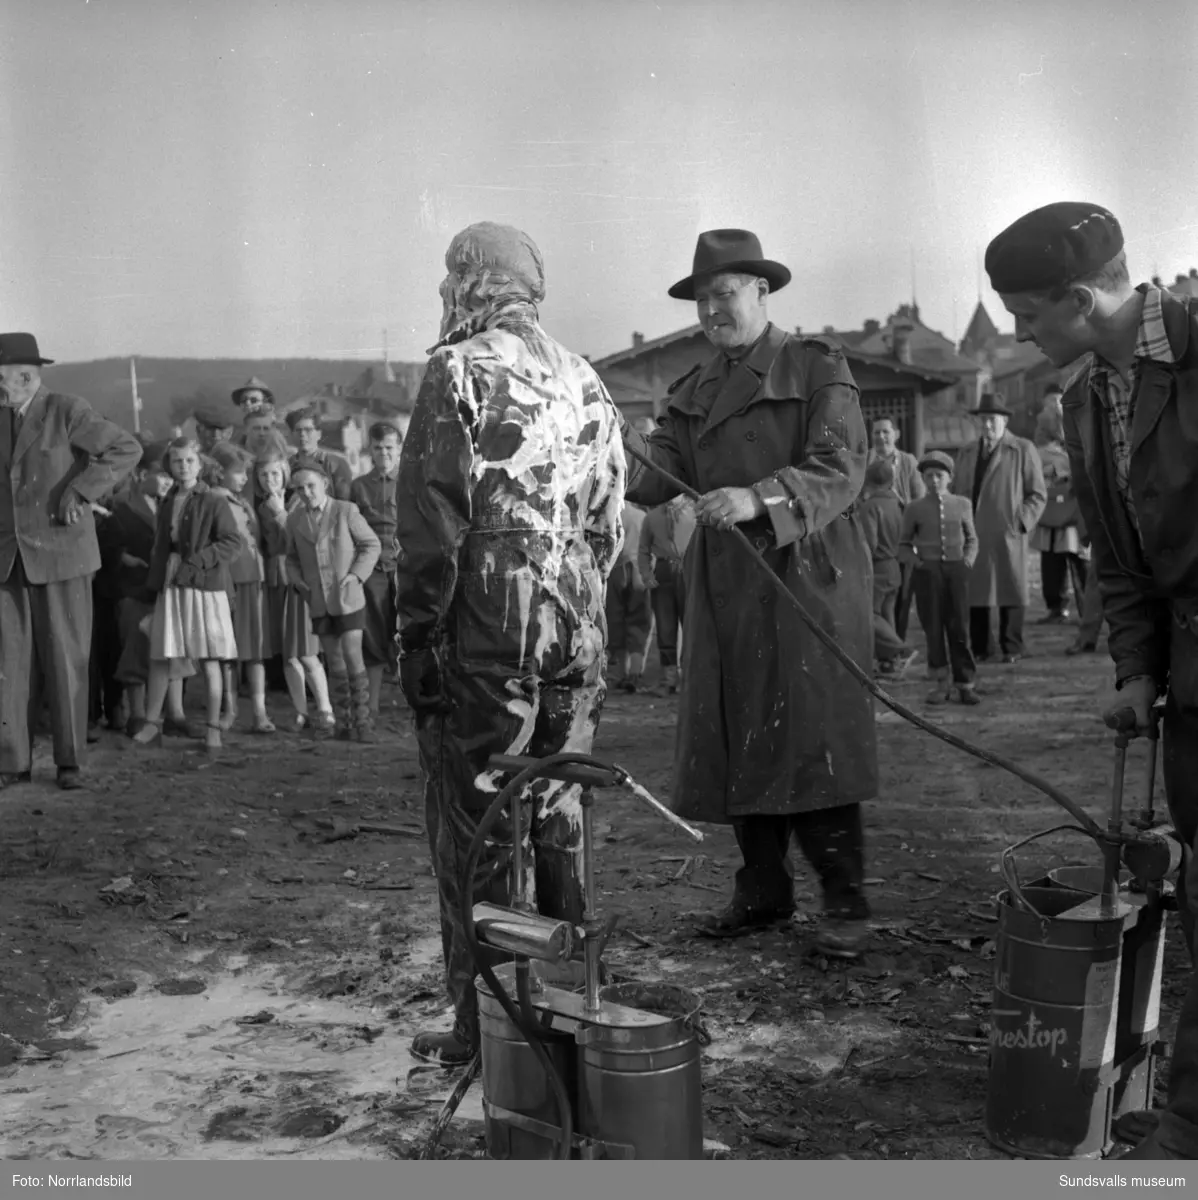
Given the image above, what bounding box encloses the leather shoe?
[0,771,33,789]
[410,1028,476,1068]
[57,768,84,791]
[695,901,794,939]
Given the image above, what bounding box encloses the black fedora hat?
[973,392,1014,418]
[0,332,54,367]
[667,229,791,301]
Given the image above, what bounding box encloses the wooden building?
[592,320,962,456]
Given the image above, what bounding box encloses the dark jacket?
[623,322,877,822]
[1063,287,1198,690]
[0,387,141,585]
[349,468,399,572]
[146,482,242,594]
[256,497,292,588]
[214,489,264,586]
[98,491,161,605]
[858,488,903,565]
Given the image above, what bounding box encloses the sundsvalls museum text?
[11,1176,132,1189]
[1059,1176,1189,1188]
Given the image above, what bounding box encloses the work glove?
[1101,676,1158,734]
[399,644,451,717]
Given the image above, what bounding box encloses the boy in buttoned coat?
[285,456,381,741]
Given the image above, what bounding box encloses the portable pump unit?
[986,706,1182,1159]
[462,752,710,1161]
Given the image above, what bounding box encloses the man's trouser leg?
[872,562,906,661]
[731,816,796,915]
[894,558,915,643]
[0,567,35,774]
[12,560,91,771]
[624,579,654,677]
[651,563,680,668]
[913,567,947,673]
[416,660,601,1048]
[969,606,994,659]
[1077,565,1104,646]
[790,803,870,921]
[1040,551,1067,614]
[605,565,629,678]
[1147,616,1198,1156]
[1000,605,1026,657]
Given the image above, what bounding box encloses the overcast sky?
[3,0,1195,366]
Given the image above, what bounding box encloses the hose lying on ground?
[622,442,1104,839]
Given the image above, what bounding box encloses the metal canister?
[986,886,1126,1158]
[576,983,704,1160]
[1043,866,1169,1118]
[476,968,579,1160]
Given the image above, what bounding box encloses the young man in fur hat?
[987,200,1198,1159]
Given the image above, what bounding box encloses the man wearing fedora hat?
[986,201,1198,1159]
[950,392,1046,663]
[0,333,141,790]
[231,376,275,415]
[619,229,878,957]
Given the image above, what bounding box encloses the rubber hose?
[460,751,618,1160]
[622,441,1104,839]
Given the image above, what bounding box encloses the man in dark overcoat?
[619,230,878,957]
[988,201,1198,1159]
[950,393,1046,662]
[0,333,141,789]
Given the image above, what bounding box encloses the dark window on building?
[860,393,913,452]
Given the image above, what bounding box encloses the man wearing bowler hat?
[0,333,141,790]
[619,229,878,957]
[950,392,1046,663]
[987,201,1198,1160]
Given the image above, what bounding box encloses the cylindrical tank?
[986,886,1126,1159]
[576,982,704,1160]
[476,969,579,1160]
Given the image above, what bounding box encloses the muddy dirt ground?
[0,587,1188,1161]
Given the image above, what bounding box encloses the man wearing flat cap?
[193,402,239,488]
[950,392,1046,663]
[0,333,141,790]
[619,229,877,957]
[395,221,625,1066]
[987,200,1198,1159]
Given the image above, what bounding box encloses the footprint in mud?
[276,1107,346,1139]
[155,978,208,996]
[202,1105,270,1142]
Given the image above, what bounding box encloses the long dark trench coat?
[624,323,878,823]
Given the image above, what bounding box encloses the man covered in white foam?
[395,222,626,1067]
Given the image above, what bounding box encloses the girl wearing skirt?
[255,447,334,735]
[209,442,275,733]
[133,437,242,755]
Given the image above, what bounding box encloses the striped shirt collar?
[1091,286,1175,387]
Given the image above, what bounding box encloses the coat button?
[698,438,711,451]
[715,597,726,609]
[711,543,721,556]
[745,430,757,441]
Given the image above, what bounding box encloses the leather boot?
[411,1027,476,1068]
[664,665,679,694]
[329,671,353,741]
[350,672,375,743]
